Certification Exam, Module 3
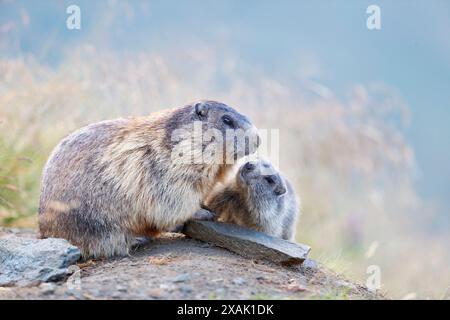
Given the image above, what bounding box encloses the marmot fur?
[39,101,259,258]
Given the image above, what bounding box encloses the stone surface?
[172,273,191,283]
[232,277,246,285]
[299,258,320,274]
[0,235,81,287]
[183,220,311,265]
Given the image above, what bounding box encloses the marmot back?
[205,159,299,241]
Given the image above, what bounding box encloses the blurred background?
[0,0,449,299]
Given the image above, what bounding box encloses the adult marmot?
[204,159,298,241]
[39,101,259,258]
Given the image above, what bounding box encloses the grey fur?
[205,160,299,241]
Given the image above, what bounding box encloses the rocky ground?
[0,227,384,300]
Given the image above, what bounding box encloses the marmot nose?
[244,162,255,171]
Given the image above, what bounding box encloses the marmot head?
[169,100,260,165]
[238,159,287,203]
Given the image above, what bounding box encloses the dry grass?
[0,47,448,298]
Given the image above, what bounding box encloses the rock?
[172,273,191,283]
[159,283,176,293]
[287,278,307,292]
[300,259,319,273]
[232,277,246,285]
[183,220,311,265]
[0,235,81,287]
[287,283,307,292]
[115,284,128,292]
[179,285,193,294]
[147,288,165,299]
[39,282,56,295]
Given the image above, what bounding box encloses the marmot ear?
[274,183,287,196]
[194,102,208,118]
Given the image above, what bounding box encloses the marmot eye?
[221,115,235,128]
[265,176,275,184]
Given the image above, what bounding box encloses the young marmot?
[39,101,260,258]
[204,159,299,241]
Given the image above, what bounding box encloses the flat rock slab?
[0,235,81,287]
[183,220,311,265]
